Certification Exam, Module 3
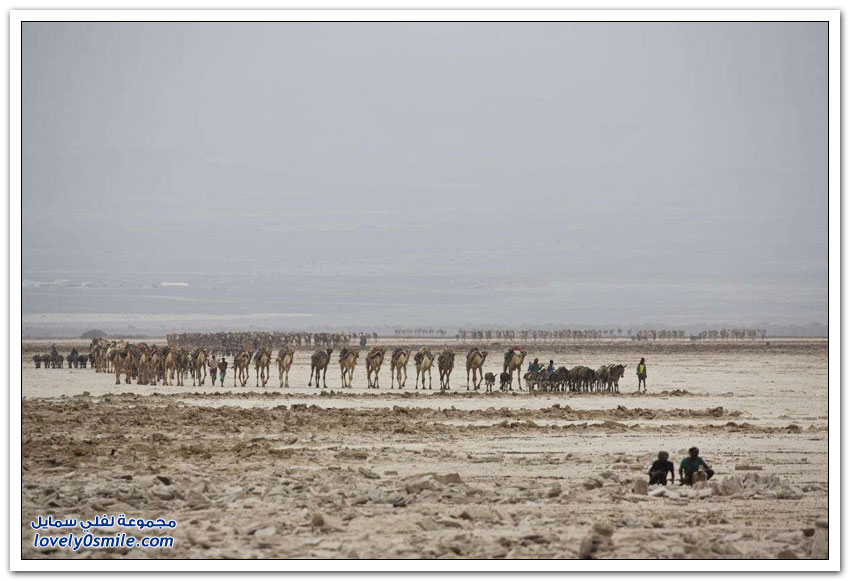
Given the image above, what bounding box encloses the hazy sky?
[21,22,827,329]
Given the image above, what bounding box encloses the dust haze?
[22,22,827,334]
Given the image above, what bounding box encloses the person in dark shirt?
[679,446,715,485]
[648,451,675,485]
[217,358,228,385]
[546,360,555,373]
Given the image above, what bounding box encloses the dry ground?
[20,339,828,559]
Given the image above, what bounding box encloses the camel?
[414,347,435,390]
[277,347,295,388]
[465,348,488,390]
[148,347,163,385]
[365,347,386,389]
[163,349,177,386]
[503,347,527,391]
[136,347,151,385]
[390,348,410,389]
[437,349,455,391]
[112,342,133,385]
[309,349,333,388]
[339,348,359,388]
[191,348,209,386]
[174,349,189,386]
[605,364,625,392]
[254,348,272,387]
[232,350,251,387]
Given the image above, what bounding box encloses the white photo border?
[8,8,840,573]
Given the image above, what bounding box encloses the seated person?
[679,447,715,485]
[527,358,543,373]
[648,451,675,485]
[546,360,555,373]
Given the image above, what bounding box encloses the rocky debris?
[777,549,798,559]
[405,474,440,494]
[632,478,648,495]
[358,467,380,480]
[810,520,828,559]
[711,473,803,500]
[583,478,603,490]
[309,512,343,533]
[547,484,562,498]
[155,475,172,486]
[252,526,276,538]
[456,507,503,523]
[434,472,463,485]
[786,424,802,434]
[734,465,763,471]
[183,488,211,509]
[579,521,614,559]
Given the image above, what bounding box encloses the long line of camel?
[69,339,629,394]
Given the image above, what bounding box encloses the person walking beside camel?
[636,358,647,392]
[217,358,228,385]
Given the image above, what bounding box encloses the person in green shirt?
[679,447,715,485]
[636,358,647,392]
[527,358,543,374]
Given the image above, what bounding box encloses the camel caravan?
[457,328,766,342]
[165,331,381,355]
[40,338,639,395]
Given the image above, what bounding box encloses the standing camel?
[277,346,295,388]
[232,350,251,387]
[365,347,386,389]
[438,349,455,391]
[414,347,435,390]
[162,349,177,386]
[465,348,488,390]
[309,349,332,388]
[174,349,189,386]
[503,347,527,391]
[112,342,133,385]
[254,348,272,387]
[191,348,208,386]
[390,348,410,389]
[339,348,359,388]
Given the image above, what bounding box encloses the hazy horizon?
[22,22,828,329]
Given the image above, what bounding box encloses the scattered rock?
[579,522,614,558]
[777,549,798,559]
[583,478,603,490]
[406,474,438,494]
[632,479,648,495]
[358,467,380,480]
[811,520,828,558]
[183,489,211,509]
[735,465,763,471]
[434,473,463,485]
[155,475,172,486]
[311,513,325,528]
[253,526,276,538]
[547,485,562,498]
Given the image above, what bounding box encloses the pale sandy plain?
[20,338,828,560]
